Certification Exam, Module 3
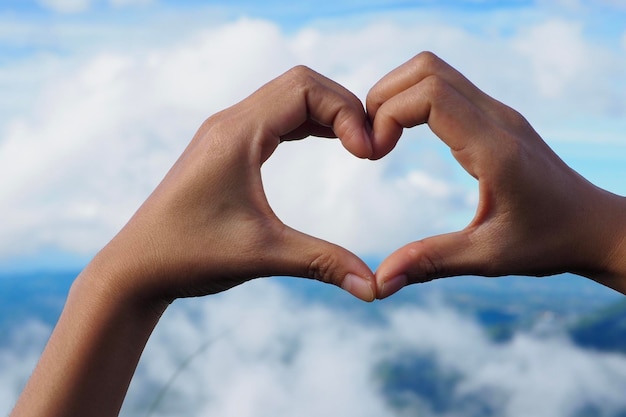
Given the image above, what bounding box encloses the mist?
[5,278,624,417]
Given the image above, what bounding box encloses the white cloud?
[513,20,588,99]
[0,16,477,261]
[2,281,626,416]
[122,282,396,417]
[0,6,624,263]
[117,281,626,416]
[263,139,473,256]
[0,321,51,415]
[0,18,300,258]
[510,18,626,121]
[462,336,626,416]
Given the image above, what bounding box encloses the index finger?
[365,52,515,162]
[369,73,497,169]
[366,52,499,121]
[247,66,373,161]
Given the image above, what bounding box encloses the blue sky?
[3,4,626,416]
[0,0,625,271]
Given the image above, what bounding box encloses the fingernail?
[380,274,407,299]
[342,273,375,302]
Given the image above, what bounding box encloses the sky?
[2,2,626,415]
[0,0,625,272]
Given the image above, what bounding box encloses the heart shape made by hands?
[107,52,610,306]
[286,52,606,300]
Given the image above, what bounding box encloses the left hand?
[92,66,377,304]
[366,52,626,298]
[11,68,378,417]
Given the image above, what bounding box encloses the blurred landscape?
[1,1,625,416]
[2,268,626,417]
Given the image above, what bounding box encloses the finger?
[375,230,484,299]
[252,66,373,160]
[366,51,499,123]
[280,120,336,141]
[269,224,376,302]
[366,52,516,161]
[369,74,497,174]
[303,74,373,158]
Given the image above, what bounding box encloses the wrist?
[78,239,172,321]
[575,188,626,294]
[594,194,626,292]
[11,247,168,417]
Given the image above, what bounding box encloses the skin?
[368,52,626,298]
[10,66,377,417]
[10,52,626,416]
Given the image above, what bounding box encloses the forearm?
[11,67,382,415]
[10,255,167,417]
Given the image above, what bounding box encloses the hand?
[92,66,376,304]
[367,52,626,298]
[11,67,381,417]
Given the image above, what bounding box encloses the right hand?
[367,52,626,298]
[89,66,377,306]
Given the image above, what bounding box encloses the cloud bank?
[4,280,625,416]
[119,283,626,417]
[0,4,625,265]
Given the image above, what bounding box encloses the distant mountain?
[3,268,625,354]
[3,268,626,417]
[569,299,626,354]
[376,352,501,417]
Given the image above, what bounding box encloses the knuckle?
[412,51,444,73]
[501,131,525,166]
[407,241,444,281]
[307,252,338,284]
[419,255,446,282]
[506,107,533,132]
[278,65,328,104]
[486,127,526,180]
[365,93,379,114]
[366,84,385,108]
[421,74,453,103]
[420,254,441,281]
[286,64,312,77]
[283,65,317,89]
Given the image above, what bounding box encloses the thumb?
[270,225,376,302]
[375,230,481,299]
